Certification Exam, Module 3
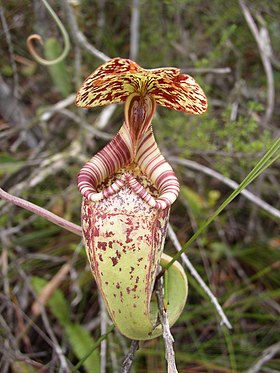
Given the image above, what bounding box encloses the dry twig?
[0,4,19,98]
[31,263,71,317]
[245,341,280,373]
[99,295,108,373]
[181,67,231,74]
[0,188,82,237]
[155,274,178,373]
[120,340,139,373]
[58,109,113,140]
[60,0,110,62]
[239,0,275,126]
[167,224,232,330]
[13,261,70,372]
[169,157,280,220]
[130,0,140,61]
[0,75,39,148]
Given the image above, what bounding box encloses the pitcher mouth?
[81,170,172,210]
[78,122,180,210]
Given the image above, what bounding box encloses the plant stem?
[0,188,82,236]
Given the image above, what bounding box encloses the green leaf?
[0,154,24,175]
[31,276,70,325]
[31,276,99,372]
[44,37,72,97]
[180,185,207,217]
[65,323,100,373]
[11,361,39,373]
[14,226,61,245]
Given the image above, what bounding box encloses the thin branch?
[1,248,9,301]
[40,94,76,121]
[120,340,139,373]
[155,274,178,373]
[181,67,231,74]
[14,260,70,371]
[0,3,19,98]
[99,295,108,373]
[0,75,39,148]
[130,0,140,61]
[169,157,280,220]
[0,188,82,237]
[107,333,119,373]
[0,293,54,354]
[60,0,110,62]
[239,0,275,126]
[167,224,232,330]
[95,105,117,129]
[0,142,84,208]
[31,263,71,317]
[39,95,115,139]
[245,341,280,373]
[58,109,113,140]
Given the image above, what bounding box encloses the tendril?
[27,0,70,66]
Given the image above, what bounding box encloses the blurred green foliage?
[32,276,100,372]
[44,37,72,97]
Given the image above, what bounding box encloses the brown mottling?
[105,230,114,237]
[125,222,134,243]
[97,241,107,251]
[93,226,100,236]
[110,256,118,266]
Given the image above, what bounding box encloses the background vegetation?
[0,0,279,372]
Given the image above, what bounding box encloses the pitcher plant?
[76,58,207,340]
